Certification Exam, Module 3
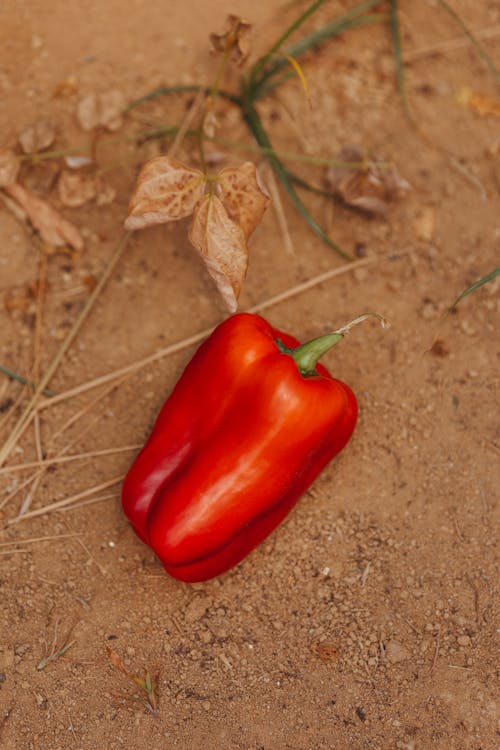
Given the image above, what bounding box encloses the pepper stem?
[286,312,386,377]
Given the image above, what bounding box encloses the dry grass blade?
[0,533,80,548]
[0,445,141,477]
[30,256,375,408]
[0,232,131,468]
[7,475,124,524]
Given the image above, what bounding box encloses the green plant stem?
[126,85,241,112]
[242,100,351,261]
[450,268,500,311]
[436,0,500,82]
[389,0,414,121]
[0,365,56,397]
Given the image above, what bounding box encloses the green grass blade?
[126,85,241,112]
[255,12,384,99]
[450,268,500,311]
[242,102,351,260]
[0,364,56,397]
[389,0,414,121]
[436,0,500,82]
[249,0,327,88]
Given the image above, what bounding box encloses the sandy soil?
[0,1,499,748]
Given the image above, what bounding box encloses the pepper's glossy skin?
[121,313,357,582]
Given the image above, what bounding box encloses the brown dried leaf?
[4,183,84,250]
[106,646,131,678]
[125,157,205,231]
[77,90,125,132]
[457,86,500,117]
[58,171,97,207]
[189,193,248,312]
[0,149,20,187]
[327,145,410,216]
[209,14,252,66]
[18,120,56,154]
[311,641,339,663]
[216,162,270,238]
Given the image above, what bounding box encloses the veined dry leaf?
[125,157,205,231]
[216,162,270,239]
[4,183,84,250]
[58,171,97,207]
[106,646,131,678]
[189,193,248,313]
[77,90,125,132]
[18,120,56,154]
[327,145,410,216]
[210,14,252,66]
[0,149,20,187]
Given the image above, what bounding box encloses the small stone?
[414,206,435,242]
[385,639,411,664]
[457,635,471,647]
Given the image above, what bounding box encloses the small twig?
[430,632,441,674]
[167,88,205,159]
[57,492,119,513]
[263,163,296,256]
[448,156,488,202]
[0,444,141,477]
[7,476,124,524]
[0,533,80,548]
[404,24,500,62]
[32,256,376,407]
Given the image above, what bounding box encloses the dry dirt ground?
[0,1,499,748]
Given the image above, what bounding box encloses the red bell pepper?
[121,312,379,582]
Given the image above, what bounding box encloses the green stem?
[241,100,351,260]
[126,85,241,112]
[0,365,56,397]
[279,312,386,376]
[389,0,414,121]
[248,0,327,89]
[436,0,500,82]
[253,4,384,98]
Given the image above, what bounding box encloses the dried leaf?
[18,120,56,154]
[327,145,410,216]
[52,76,78,98]
[189,193,248,313]
[77,90,125,132]
[4,183,84,250]
[106,646,131,677]
[0,149,20,187]
[58,171,97,207]
[209,14,252,66]
[125,157,205,231]
[311,641,339,663]
[216,162,270,238]
[457,86,500,117]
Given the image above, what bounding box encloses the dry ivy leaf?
[58,171,97,207]
[77,90,125,132]
[189,193,248,313]
[216,162,270,238]
[18,120,55,154]
[0,149,20,187]
[327,145,410,216]
[125,157,205,230]
[209,14,252,66]
[4,183,84,250]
